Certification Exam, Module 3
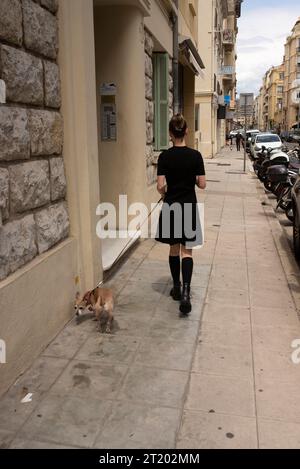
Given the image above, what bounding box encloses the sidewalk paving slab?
[1,147,300,449]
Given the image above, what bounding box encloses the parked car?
[290,130,300,144]
[252,133,282,159]
[286,132,295,142]
[229,129,243,138]
[244,129,260,153]
[250,133,260,159]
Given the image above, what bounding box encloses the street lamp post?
[240,93,254,173]
[244,97,247,172]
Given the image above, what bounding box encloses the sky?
[236,0,299,97]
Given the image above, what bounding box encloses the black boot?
[170,283,181,301]
[180,283,192,315]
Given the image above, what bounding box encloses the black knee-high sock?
[169,256,180,285]
[182,257,193,285]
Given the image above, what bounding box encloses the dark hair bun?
[169,114,187,139]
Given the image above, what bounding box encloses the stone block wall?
[144,28,155,186]
[0,0,69,281]
[144,28,174,186]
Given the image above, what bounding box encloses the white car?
[252,133,282,159]
[230,129,243,137]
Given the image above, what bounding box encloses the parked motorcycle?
[287,146,300,160]
[253,146,290,191]
[266,165,297,221]
[252,142,300,251]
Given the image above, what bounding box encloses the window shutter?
[154,53,169,150]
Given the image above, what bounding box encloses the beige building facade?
[283,17,300,131]
[267,64,284,132]
[257,64,284,132]
[0,0,204,396]
[256,17,300,132]
[235,96,255,129]
[254,89,264,131]
[195,0,242,158]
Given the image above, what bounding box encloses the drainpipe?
[171,1,179,115]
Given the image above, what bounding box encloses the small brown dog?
[75,287,114,333]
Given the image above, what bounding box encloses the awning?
[179,37,205,77]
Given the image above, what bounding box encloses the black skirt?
[155,198,203,248]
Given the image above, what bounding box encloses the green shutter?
[154,53,169,151]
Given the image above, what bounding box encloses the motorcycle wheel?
[274,184,284,199]
[285,203,294,222]
[293,208,300,261]
[277,187,291,210]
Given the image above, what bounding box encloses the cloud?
[238,36,274,46]
[239,46,269,54]
[236,6,297,96]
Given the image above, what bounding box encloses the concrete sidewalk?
[1,147,300,449]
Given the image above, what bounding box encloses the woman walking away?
[156,114,206,316]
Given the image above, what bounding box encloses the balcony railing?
[222,69,235,84]
[222,29,235,49]
[220,65,235,76]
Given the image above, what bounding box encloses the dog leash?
[95,197,163,288]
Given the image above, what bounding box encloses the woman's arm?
[157,175,167,195]
[196,175,206,190]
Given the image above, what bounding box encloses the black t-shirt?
[157,146,205,204]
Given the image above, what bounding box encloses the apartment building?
[254,88,264,130]
[0,0,204,396]
[256,17,300,132]
[195,0,242,158]
[268,64,284,132]
[235,96,255,128]
[261,68,272,131]
[259,64,285,132]
[283,17,300,131]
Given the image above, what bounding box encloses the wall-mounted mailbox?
[100,83,117,142]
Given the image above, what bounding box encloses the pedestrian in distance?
[229,133,233,150]
[236,131,242,151]
[226,133,231,150]
[226,133,232,150]
[156,114,206,316]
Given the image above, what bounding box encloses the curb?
[257,180,300,319]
